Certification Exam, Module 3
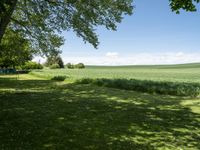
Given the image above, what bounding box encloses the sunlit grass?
[31,66,200,83]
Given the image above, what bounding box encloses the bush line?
[76,78,200,97]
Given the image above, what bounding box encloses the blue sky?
[36,0,200,65]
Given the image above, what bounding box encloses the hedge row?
[76,78,200,97]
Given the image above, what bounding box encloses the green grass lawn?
[1,74,200,150]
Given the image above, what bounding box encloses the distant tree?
[65,63,85,69]
[0,28,33,68]
[45,54,64,68]
[75,63,85,69]
[56,56,64,69]
[65,63,74,69]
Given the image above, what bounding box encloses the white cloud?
[33,52,200,66]
[105,52,119,58]
[176,52,184,57]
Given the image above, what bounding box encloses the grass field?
[1,64,200,149]
[31,63,200,83]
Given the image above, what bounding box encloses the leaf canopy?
[0,0,199,55]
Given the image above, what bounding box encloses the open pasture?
[31,63,200,83]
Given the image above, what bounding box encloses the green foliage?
[65,63,74,69]
[46,55,64,68]
[0,0,133,55]
[170,0,200,13]
[57,56,64,69]
[50,64,60,69]
[21,61,43,70]
[77,78,200,97]
[51,75,67,81]
[15,66,22,70]
[0,28,33,67]
[75,63,85,69]
[65,63,85,69]
[1,0,200,56]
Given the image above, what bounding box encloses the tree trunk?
[0,0,18,43]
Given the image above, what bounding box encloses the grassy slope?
[31,63,200,83]
[0,74,200,150]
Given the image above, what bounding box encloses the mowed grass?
[31,63,200,83]
[0,74,200,150]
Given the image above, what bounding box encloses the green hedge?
[21,62,43,70]
[76,78,200,97]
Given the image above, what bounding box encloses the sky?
[35,0,200,65]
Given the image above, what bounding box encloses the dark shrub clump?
[51,76,67,81]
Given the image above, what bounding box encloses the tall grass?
[76,78,200,97]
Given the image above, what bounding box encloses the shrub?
[50,64,60,69]
[75,63,85,69]
[66,63,85,69]
[66,63,74,69]
[21,61,43,70]
[76,78,200,97]
[51,76,67,81]
[75,78,93,84]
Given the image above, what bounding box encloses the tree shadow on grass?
[0,79,200,150]
[0,76,18,81]
[0,78,57,92]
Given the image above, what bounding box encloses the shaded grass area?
[0,75,200,150]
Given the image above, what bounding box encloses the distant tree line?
[65,63,85,69]
[44,54,85,69]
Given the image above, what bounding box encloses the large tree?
[0,28,33,67]
[0,0,133,55]
[0,0,199,55]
